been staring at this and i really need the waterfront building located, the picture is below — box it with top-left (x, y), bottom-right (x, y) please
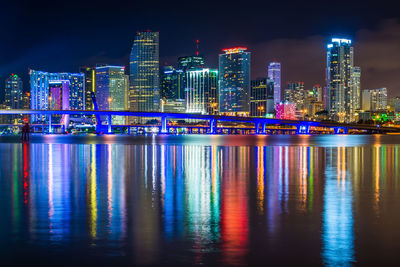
top-left (30, 70), bottom-right (85, 122)
top-left (160, 66), bottom-right (185, 100)
top-left (124, 74), bottom-right (129, 110)
top-left (312, 84), bottom-right (323, 102)
top-left (5, 74), bottom-right (23, 109)
top-left (391, 97), bottom-right (400, 113)
top-left (161, 98), bottom-right (186, 113)
top-left (22, 92), bottom-right (30, 109)
top-left (284, 82), bottom-right (307, 111)
top-left (306, 100), bottom-right (325, 118)
top-left (80, 67), bottom-right (96, 110)
top-left (185, 68), bottom-right (218, 115)
top-left (250, 78), bottom-right (274, 117)
top-left (129, 31), bottom-right (160, 112)
top-left (362, 88), bottom-right (388, 111)
top-left (49, 81), bottom-right (69, 110)
top-left (178, 55), bottom-right (205, 71)
top-left (268, 62), bottom-right (281, 105)
top-left (218, 47), bottom-right (250, 116)
top-left (351, 66), bottom-right (361, 111)
top-left (275, 102), bottom-right (296, 120)
top-left (326, 38), bottom-right (359, 122)
top-left (95, 65), bottom-right (126, 124)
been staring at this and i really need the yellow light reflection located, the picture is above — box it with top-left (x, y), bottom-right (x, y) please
top-left (256, 147), bottom-right (264, 213)
top-left (89, 145), bottom-right (97, 240)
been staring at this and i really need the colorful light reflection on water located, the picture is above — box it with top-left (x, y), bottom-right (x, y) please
top-left (1, 135), bottom-right (400, 265)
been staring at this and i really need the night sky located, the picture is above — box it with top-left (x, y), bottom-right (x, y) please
top-left (1, 0), bottom-right (399, 100)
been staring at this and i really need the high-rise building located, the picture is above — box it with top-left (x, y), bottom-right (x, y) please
top-left (268, 62), bottom-right (281, 105)
top-left (391, 97), bottom-right (400, 113)
top-left (362, 88), bottom-right (388, 111)
top-left (129, 31), bottom-right (160, 112)
top-left (161, 99), bottom-right (185, 113)
top-left (80, 67), bottom-right (96, 110)
top-left (312, 84), bottom-right (323, 102)
top-left (351, 66), bottom-right (361, 111)
top-left (160, 66), bottom-right (185, 100)
top-left (250, 78), bottom-right (274, 117)
top-left (177, 56), bottom-right (205, 71)
top-left (49, 81), bottom-right (69, 110)
top-left (22, 92), bottom-right (30, 110)
top-left (326, 38), bottom-right (359, 122)
top-left (5, 74), bottom-right (23, 109)
top-left (30, 70), bottom-right (85, 122)
top-left (185, 68), bottom-right (218, 115)
top-left (95, 66), bottom-right (126, 124)
top-left (284, 82), bottom-right (306, 110)
top-left (218, 47), bottom-right (250, 116)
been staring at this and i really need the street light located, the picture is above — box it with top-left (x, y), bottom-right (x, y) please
top-left (107, 97), bottom-right (112, 111)
top-left (257, 105), bottom-right (265, 117)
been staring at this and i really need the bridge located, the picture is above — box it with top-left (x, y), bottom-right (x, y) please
top-left (1, 109), bottom-right (399, 134)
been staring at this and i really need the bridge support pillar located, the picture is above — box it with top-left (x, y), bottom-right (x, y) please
top-left (255, 122), bottom-right (261, 134)
top-left (107, 115), bottom-right (112, 134)
top-left (161, 116), bottom-right (168, 134)
top-left (48, 115), bottom-right (52, 134)
top-left (262, 122), bottom-right (267, 134)
top-left (209, 118), bottom-right (217, 134)
top-left (296, 124), bottom-right (310, 134)
top-left (334, 127), bottom-right (349, 134)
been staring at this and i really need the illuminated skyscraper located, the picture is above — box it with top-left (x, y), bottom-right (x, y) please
top-left (326, 38), bottom-right (358, 122)
top-left (160, 66), bottom-right (185, 100)
top-left (312, 84), bottom-right (323, 102)
top-left (250, 78), bottom-right (274, 116)
top-left (80, 66), bottom-right (96, 110)
top-left (129, 31), bottom-right (160, 112)
top-left (30, 70), bottom-right (85, 122)
top-left (351, 66), bottom-right (361, 111)
top-left (95, 65), bottom-right (126, 124)
top-left (218, 47), bottom-right (250, 116)
top-left (178, 56), bottom-right (205, 71)
top-left (5, 74), bottom-right (23, 109)
top-left (49, 81), bottom-right (69, 110)
top-left (284, 82), bottom-right (306, 110)
top-left (362, 88), bottom-right (387, 111)
top-left (268, 62), bottom-right (281, 105)
top-left (185, 68), bottom-right (218, 115)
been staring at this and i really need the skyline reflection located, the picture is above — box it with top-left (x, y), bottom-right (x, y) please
top-left (1, 136), bottom-right (400, 265)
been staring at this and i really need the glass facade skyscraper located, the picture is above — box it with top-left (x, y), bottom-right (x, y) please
top-left (160, 66), bottom-right (185, 100)
top-left (185, 68), bottom-right (218, 115)
top-left (218, 47), bottom-right (250, 116)
top-left (95, 66), bottom-right (126, 124)
top-left (30, 70), bottom-right (85, 122)
top-left (351, 66), bottom-right (361, 112)
top-left (129, 31), bottom-right (160, 112)
top-left (5, 74), bottom-right (23, 109)
top-left (326, 38), bottom-right (357, 122)
top-left (362, 88), bottom-right (387, 111)
top-left (268, 62), bottom-right (281, 105)
top-left (250, 78), bottom-right (274, 117)
top-left (80, 66), bottom-right (96, 110)
top-left (177, 56), bottom-right (205, 71)
top-left (284, 82), bottom-right (306, 111)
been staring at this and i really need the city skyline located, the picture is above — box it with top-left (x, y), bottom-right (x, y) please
top-left (1, 1), bottom-right (399, 99)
